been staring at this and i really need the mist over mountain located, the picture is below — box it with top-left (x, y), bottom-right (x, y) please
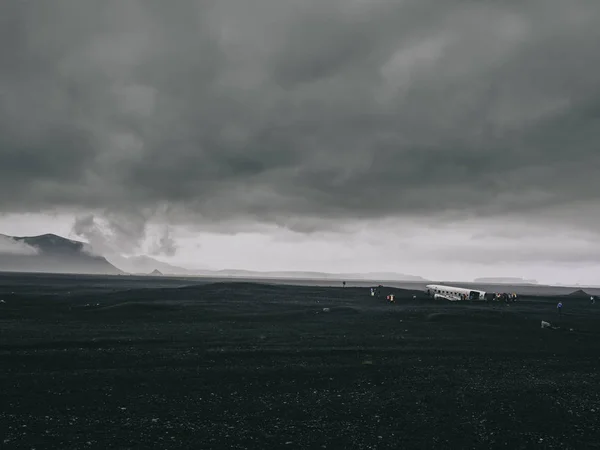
top-left (473, 277), bottom-right (538, 284)
top-left (197, 269), bottom-right (428, 281)
top-left (0, 234), bottom-right (122, 275)
top-left (105, 254), bottom-right (198, 276)
top-left (0, 233), bottom-right (427, 281)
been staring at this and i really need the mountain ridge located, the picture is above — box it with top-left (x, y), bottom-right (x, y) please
top-left (105, 254), bottom-right (198, 275)
top-left (0, 233), bottom-right (122, 275)
top-left (0, 233), bottom-right (428, 281)
top-left (200, 268), bottom-right (428, 281)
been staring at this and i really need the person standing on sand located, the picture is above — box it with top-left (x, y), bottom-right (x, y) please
top-left (557, 301), bottom-right (563, 316)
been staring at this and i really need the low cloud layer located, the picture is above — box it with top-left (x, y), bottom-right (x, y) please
top-left (0, 235), bottom-right (39, 256)
top-left (2, 0), bottom-right (600, 234)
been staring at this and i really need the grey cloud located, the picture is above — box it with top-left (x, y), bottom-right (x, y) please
top-left (2, 0), bottom-right (600, 231)
top-left (394, 223), bottom-right (600, 265)
top-left (434, 242), bottom-right (600, 266)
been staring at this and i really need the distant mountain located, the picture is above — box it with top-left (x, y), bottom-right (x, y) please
top-left (200, 269), bottom-right (428, 281)
top-left (106, 254), bottom-right (197, 275)
top-left (473, 277), bottom-right (538, 284)
top-left (0, 233), bottom-right (122, 275)
top-left (149, 269), bottom-right (163, 276)
top-left (0, 232), bottom-right (429, 282)
top-left (351, 272), bottom-right (428, 281)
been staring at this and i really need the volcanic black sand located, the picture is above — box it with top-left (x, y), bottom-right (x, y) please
top-left (1, 274), bottom-right (599, 449)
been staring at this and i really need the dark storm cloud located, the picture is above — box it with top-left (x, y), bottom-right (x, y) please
top-left (2, 0), bottom-right (600, 229)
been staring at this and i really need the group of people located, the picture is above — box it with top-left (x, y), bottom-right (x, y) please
top-left (491, 292), bottom-right (518, 303)
top-left (370, 285), bottom-right (396, 303)
top-left (370, 286), bottom-right (383, 298)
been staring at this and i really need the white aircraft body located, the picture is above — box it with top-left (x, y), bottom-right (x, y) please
top-left (425, 284), bottom-right (486, 301)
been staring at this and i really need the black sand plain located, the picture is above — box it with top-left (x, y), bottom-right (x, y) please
top-left (1, 273), bottom-right (599, 449)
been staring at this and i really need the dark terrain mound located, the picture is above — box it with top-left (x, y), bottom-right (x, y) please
top-left (566, 289), bottom-right (590, 298)
top-left (0, 233), bottom-right (122, 275)
top-left (1, 275), bottom-right (599, 449)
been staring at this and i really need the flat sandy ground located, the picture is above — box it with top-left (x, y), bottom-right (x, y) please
top-left (1, 274), bottom-right (599, 449)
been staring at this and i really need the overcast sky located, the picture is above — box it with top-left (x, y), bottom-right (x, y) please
top-left (1, 0), bottom-right (600, 284)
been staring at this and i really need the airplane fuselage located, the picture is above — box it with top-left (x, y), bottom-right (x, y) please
top-left (426, 284), bottom-right (486, 301)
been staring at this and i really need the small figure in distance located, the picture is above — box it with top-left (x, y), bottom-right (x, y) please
top-left (557, 301), bottom-right (563, 316)
top-left (342, 281), bottom-right (346, 288)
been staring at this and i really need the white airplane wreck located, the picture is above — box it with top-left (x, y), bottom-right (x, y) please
top-left (425, 284), bottom-right (486, 301)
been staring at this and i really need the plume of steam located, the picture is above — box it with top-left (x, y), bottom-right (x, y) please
top-left (72, 215), bottom-right (113, 255)
top-left (72, 211), bottom-right (178, 257)
top-left (72, 213), bottom-right (147, 256)
top-left (0, 235), bottom-right (39, 255)
top-left (149, 226), bottom-right (178, 257)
